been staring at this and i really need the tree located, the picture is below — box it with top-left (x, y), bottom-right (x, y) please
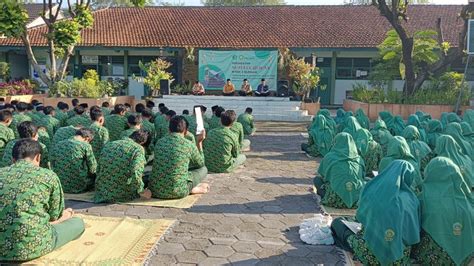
top-left (372, 0), bottom-right (473, 95)
top-left (201, 0), bottom-right (285, 6)
top-left (288, 58), bottom-right (321, 101)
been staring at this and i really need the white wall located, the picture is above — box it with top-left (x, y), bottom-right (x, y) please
top-left (334, 79), bottom-right (405, 105)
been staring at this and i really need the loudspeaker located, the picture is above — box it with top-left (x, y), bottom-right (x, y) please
top-left (160, 79), bottom-right (170, 95)
top-left (277, 80), bottom-right (289, 97)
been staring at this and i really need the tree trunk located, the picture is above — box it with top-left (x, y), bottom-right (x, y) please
top-left (21, 34), bottom-right (52, 87)
top-left (401, 37), bottom-right (416, 95)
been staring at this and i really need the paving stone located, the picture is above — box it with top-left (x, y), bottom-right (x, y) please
top-left (280, 244), bottom-right (312, 257)
top-left (259, 219), bottom-right (285, 229)
top-left (183, 238), bottom-right (212, 251)
top-left (175, 250), bottom-right (207, 264)
top-left (204, 245), bottom-right (235, 258)
top-left (209, 237), bottom-right (238, 245)
top-left (148, 254), bottom-right (177, 265)
top-left (235, 232), bottom-right (263, 241)
top-left (198, 257), bottom-right (229, 265)
top-left (256, 239), bottom-right (286, 249)
top-left (240, 215), bottom-right (264, 223)
top-left (228, 253), bottom-right (260, 265)
top-left (214, 224), bottom-right (241, 235)
top-left (155, 242), bottom-right (185, 255)
top-left (231, 241), bottom-right (262, 254)
top-left (237, 223), bottom-right (264, 232)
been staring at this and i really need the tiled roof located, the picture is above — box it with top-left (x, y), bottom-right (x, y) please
top-left (24, 3), bottom-right (46, 24)
top-left (0, 5), bottom-right (464, 48)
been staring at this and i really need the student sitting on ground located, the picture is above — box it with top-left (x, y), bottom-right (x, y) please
top-left (313, 132), bottom-right (366, 209)
top-left (149, 116), bottom-right (210, 199)
top-left (67, 98), bottom-right (80, 117)
top-left (105, 104), bottom-right (128, 141)
top-left (0, 110), bottom-right (15, 158)
top-left (55, 102), bottom-right (70, 126)
top-left (141, 109), bottom-right (156, 152)
top-left (354, 108), bottom-right (370, 130)
top-left (426, 119), bottom-right (444, 150)
top-left (101, 101), bottom-right (111, 116)
top-left (39, 106), bottom-right (60, 138)
top-left (228, 110), bottom-right (251, 151)
top-left (445, 122), bottom-right (474, 160)
top-left (94, 130), bottom-right (152, 203)
top-left (30, 104), bottom-right (45, 125)
top-left (185, 105), bottom-right (210, 136)
top-left (10, 102), bottom-right (32, 138)
top-left (402, 125), bottom-right (433, 172)
top-left (237, 107), bottom-right (256, 136)
top-left (412, 157), bottom-right (473, 265)
top-left (342, 116), bottom-right (362, 140)
top-left (0, 139), bottom-right (85, 262)
top-left (154, 106), bottom-right (169, 139)
top-left (204, 110), bottom-right (246, 173)
top-left (89, 108), bottom-right (109, 158)
top-left (65, 105), bottom-right (91, 128)
top-left (51, 124), bottom-right (81, 149)
top-left (302, 114), bottom-right (335, 158)
top-left (407, 114), bottom-right (427, 142)
top-left (50, 128), bottom-right (97, 194)
top-left (354, 128), bottom-right (383, 176)
top-left (369, 118), bottom-right (390, 145)
top-left (1, 121), bottom-right (49, 168)
top-left (156, 110), bottom-right (176, 140)
top-left (208, 106), bottom-right (224, 131)
top-left (460, 122), bottom-right (474, 143)
top-left (331, 160), bottom-right (421, 265)
top-left (120, 114), bottom-right (142, 139)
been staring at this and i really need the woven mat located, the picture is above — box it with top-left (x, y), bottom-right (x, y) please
top-left (27, 214), bottom-right (175, 265)
top-left (64, 192), bottom-right (201, 209)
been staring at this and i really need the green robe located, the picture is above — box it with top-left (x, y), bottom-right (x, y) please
top-left (203, 127), bottom-right (241, 173)
top-left (463, 109), bottom-right (474, 129)
top-left (426, 119), bottom-right (444, 150)
top-left (402, 125), bottom-right (433, 172)
top-left (355, 108), bottom-right (370, 129)
top-left (54, 110), bottom-right (69, 127)
top-left (342, 116), bottom-right (362, 139)
top-left (305, 115), bottom-right (335, 157)
top-left (0, 160), bottom-right (64, 261)
top-left (407, 114), bottom-right (427, 142)
top-left (445, 122), bottom-right (474, 160)
top-left (355, 128), bottom-right (383, 174)
top-left (370, 118), bottom-right (390, 144)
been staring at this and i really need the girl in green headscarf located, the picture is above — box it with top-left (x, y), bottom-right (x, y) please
top-left (379, 111), bottom-right (395, 134)
top-left (402, 125), bottom-right (434, 172)
top-left (316, 109), bottom-right (336, 132)
top-left (434, 135), bottom-right (474, 190)
top-left (463, 109), bottom-right (474, 129)
top-left (407, 114), bottom-right (427, 142)
top-left (342, 116), bottom-right (362, 139)
top-left (412, 157), bottom-right (473, 266)
top-left (441, 112), bottom-right (449, 128)
top-left (393, 115), bottom-right (406, 136)
top-left (347, 160), bottom-right (421, 265)
top-left (378, 130), bottom-right (393, 156)
top-left (426, 119), bottom-right (444, 150)
top-left (447, 112), bottom-right (462, 124)
top-left (355, 108), bottom-right (370, 129)
top-left (302, 115), bottom-right (335, 158)
top-left (335, 108), bottom-right (346, 127)
top-left (314, 133), bottom-right (366, 209)
top-left (370, 118), bottom-right (391, 144)
top-left (445, 122), bottom-right (474, 160)
top-left (460, 122), bottom-right (474, 143)
top-left (355, 128), bottom-right (383, 176)
top-left (379, 136), bottom-right (422, 189)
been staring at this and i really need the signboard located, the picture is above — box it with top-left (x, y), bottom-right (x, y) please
top-left (198, 50), bottom-right (278, 91)
top-left (468, 19), bottom-right (474, 54)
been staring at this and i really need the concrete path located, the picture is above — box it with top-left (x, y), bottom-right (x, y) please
top-left (67, 122), bottom-right (345, 265)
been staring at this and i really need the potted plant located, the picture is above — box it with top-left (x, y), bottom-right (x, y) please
top-left (134, 59), bottom-right (173, 97)
top-left (288, 58), bottom-right (321, 115)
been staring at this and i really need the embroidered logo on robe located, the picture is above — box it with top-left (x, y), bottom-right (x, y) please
top-left (453, 223), bottom-right (462, 236)
top-left (345, 182), bottom-right (353, 192)
top-left (384, 229), bottom-right (395, 241)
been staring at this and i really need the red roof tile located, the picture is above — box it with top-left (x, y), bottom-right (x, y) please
top-left (0, 5), bottom-right (464, 48)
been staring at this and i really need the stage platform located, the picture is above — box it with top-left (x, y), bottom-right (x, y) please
top-left (153, 95), bottom-right (313, 122)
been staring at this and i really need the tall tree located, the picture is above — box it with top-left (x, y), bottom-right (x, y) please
top-left (201, 0), bottom-right (285, 6)
top-left (372, 0), bottom-right (473, 95)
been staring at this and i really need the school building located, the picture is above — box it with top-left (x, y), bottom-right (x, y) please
top-left (0, 5), bottom-right (465, 105)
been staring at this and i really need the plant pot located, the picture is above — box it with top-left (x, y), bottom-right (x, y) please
top-left (301, 102), bottom-right (320, 116)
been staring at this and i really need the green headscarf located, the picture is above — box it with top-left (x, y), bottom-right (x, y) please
top-left (440, 112), bottom-right (449, 127)
top-left (407, 114), bottom-right (427, 142)
top-left (393, 115), bottom-right (406, 136)
top-left (357, 160), bottom-right (420, 265)
top-left (463, 109), bottom-right (474, 129)
top-left (434, 135), bottom-right (474, 189)
top-left (379, 136), bottom-right (422, 188)
top-left (460, 122), bottom-right (474, 143)
top-left (335, 108), bottom-right (346, 125)
top-left (426, 119), bottom-right (444, 150)
top-left (402, 126), bottom-right (432, 165)
top-left (379, 111), bottom-right (394, 133)
top-left (355, 128), bottom-right (373, 157)
top-left (447, 112), bottom-right (462, 124)
top-left (342, 116), bottom-right (362, 139)
top-left (309, 115), bottom-right (335, 156)
top-left (421, 157), bottom-right (473, 265)
top-left (415, 110), bottom-right (431, 123)
top-left (315, 109), bottom-right (336, 132)
top-left (318, 132), bottom-right (366, 208)
top-left (378, 130), bottom-right (394, 156)
top-left (355, 108), bottom-right (370, 129)
top-left (445, 122), bottom-right (474, 160)
top-left (370, 118), bottom-right (390, 144)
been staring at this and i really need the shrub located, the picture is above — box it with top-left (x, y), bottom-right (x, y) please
top-left (0, 62), bottom-right (9, 81)
top-left (49, 71), bottom-right (122, 98)
top-left (0, 80), bottom-right (36, 96)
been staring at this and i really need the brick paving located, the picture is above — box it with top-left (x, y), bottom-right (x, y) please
top-left (67, 122), bottom-right (345, 265)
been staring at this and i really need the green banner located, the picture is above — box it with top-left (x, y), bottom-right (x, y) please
top-left (198, 50), bottom-right (278, 91)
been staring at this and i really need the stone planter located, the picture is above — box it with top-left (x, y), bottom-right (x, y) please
top-left (300, 102), bottom-right (320, 116)
top-left (343, 99), bottom-right (470, 120)
top-left (42, 96), bottom-right (135, 108)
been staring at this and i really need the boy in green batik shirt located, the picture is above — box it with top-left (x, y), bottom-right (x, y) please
top-left (10, 102), bottom-right (32, 138)
top-left (38, 106), bottom-right (61, 138)
top-left (186, 105), bottom-right (210, 137)
top-left (105, 104), bottom-right (128, 141)
top-left (1, 121), bottom-right (49, 168)
top-left (238, 107), bottom-right (256, 136)
top-left (150, 116), bottom-right (210, 199)
top-left (120, 114), bottom-right (142, 139)
top-left (66, 105), bottom-right (91, 127)
top-left (154, 106), bottom-right (169, 139)
top-left (208, 106), bottom-right (224, 130)
top-left (29, 105), bottom-right (46, 125)
top-left (67, 98), bottom-right (80, 118)
top-left (101, 102), bottom-right (111, 116)
top-left (228, 110), bottom-right (251, 151)
top-left (50, 128), bottom-right (97, 193)
top-left (94, 130), bottom-right (152, 203)
top-left (0, 110), bottom-right (15, 158)
top-left (51, 125), bottom-right (79, 149)
top-left (141, 109), bottom-right (156, 155)
top-left (204, 110), bottom-right (246, 173)
top-left (0, 139), bottom-right (84, 262)
top-left (55, 102), bottom-right (70, 126)
top-left (89, 108), bottom-right (109, 158)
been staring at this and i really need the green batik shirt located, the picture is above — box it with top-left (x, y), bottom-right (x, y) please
top-left (89, 122), bottom-right (109, 157)
top-left (203, 127), bottom-right (240, 173)
top-left (54, 110), bottom-right (69, 127)
top-left (105, 114), bottom-right (127, 141)
top-left (208, 115), bottom-right (221, 130)
top-left (28, 111), bottom-right (45, 126)
top-left (0, 139), bottom-right (49, 168)
top-left (38, 115), bottom-right (61, 138)
top-left (10, 113), bottom-right (32, 138)
top-left (237, 113), bottom-right (255, 136)
top-left (230, 122), bottom-right (245, 144)
top-left (185, 115), bottom-right (209, 136)
top-left (0, 123), bottom-right (15, 158)
top-left (149, 133), bottom-right (205, 199)
top-left (37, 128), bottom-right (51, 153)
top-left (94, 138), bottom-right (146, 203)
top-left (101, 107), bottom-right (111, 116)
top-left (66, 115), bottom-right (91, 127)
top-left (50, 138), bottom-right (97, 193)
top-left (51, 126), bottom-right (77, 148)
top-left (0, 160), bottom-right (64, 261)
top-left (154, 115), bottom-right (168, 140)
top-left (185, 132), bottom-right (196, 144)
top-left (120, 128), bottom-right (138, 139)
top-left (142, 120), bottom-right (155, 141)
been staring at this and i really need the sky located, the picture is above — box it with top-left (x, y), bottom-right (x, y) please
top-left (166, 0), bottom-right (468, 5)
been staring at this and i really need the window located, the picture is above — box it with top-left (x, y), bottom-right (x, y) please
top-left (99, 56), bottom-right (124, 76)
top-left (336, 58), bottom-right (372, 79)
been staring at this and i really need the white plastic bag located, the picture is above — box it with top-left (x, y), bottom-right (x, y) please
top-left (299, 214), bottom-right (334, 245)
